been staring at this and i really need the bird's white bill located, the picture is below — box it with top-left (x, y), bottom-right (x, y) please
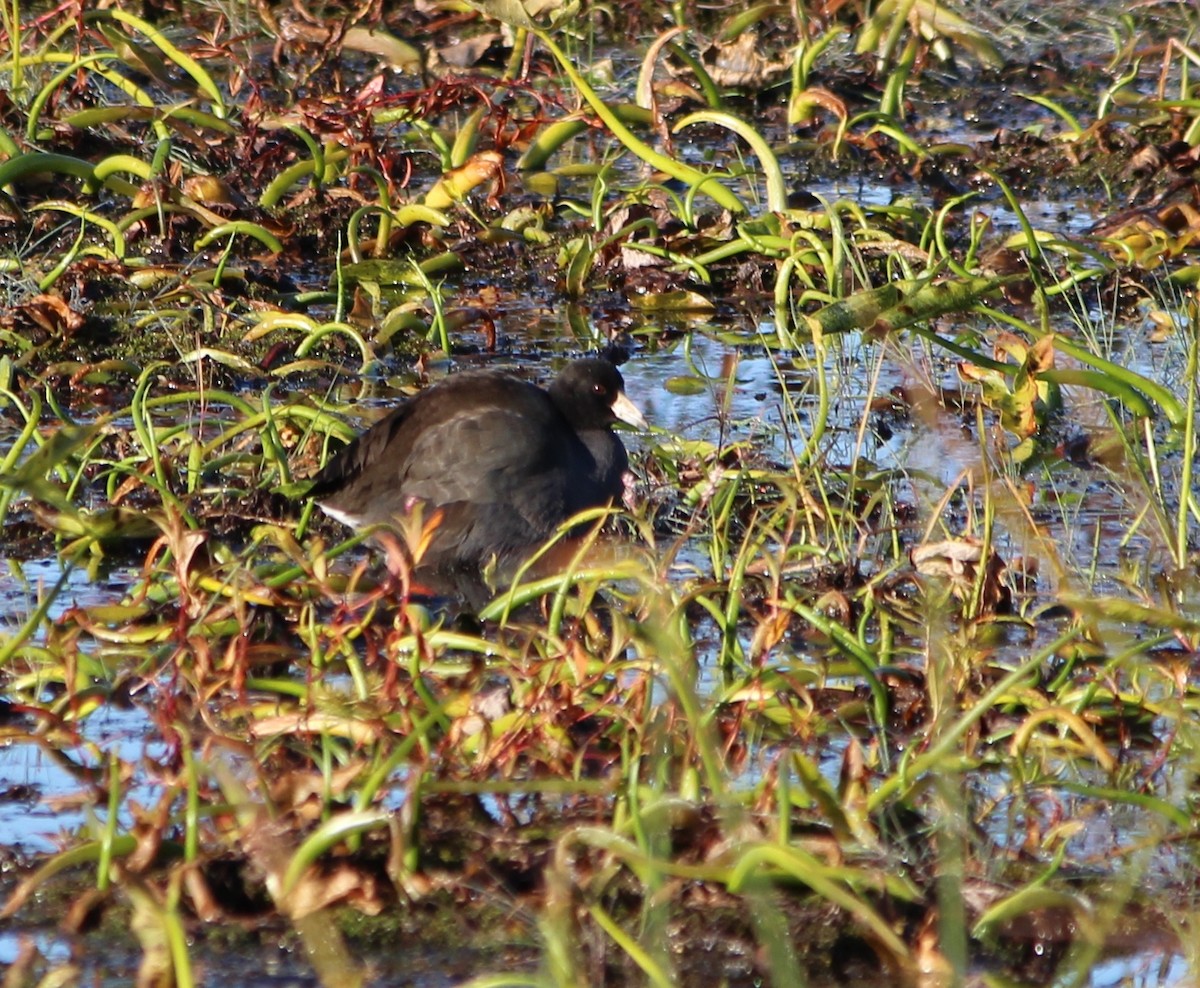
top-left (611, 391), bottom-right (648, 430)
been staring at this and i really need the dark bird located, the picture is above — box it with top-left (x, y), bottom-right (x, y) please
top-left (307, 358), bottom-right (646, 574)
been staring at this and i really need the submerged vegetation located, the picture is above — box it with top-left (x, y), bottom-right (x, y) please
top-left (1, 0), bottom-right (1199, 984)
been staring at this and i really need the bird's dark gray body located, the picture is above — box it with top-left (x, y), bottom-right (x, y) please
top-left (308, 359), bottom-right (644, 571)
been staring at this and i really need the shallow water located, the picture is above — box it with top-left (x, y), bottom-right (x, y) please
top-left (3, 2), bottom-right (1199, 977)
top-left (1, 298), bottom-right (1192, 983)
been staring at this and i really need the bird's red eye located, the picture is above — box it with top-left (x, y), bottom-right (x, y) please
top-left (592, 383), bottom-right (607, 395)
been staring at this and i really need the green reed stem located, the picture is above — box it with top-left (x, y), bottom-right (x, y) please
top-left (1177, 312), bottom-right (1199, 567)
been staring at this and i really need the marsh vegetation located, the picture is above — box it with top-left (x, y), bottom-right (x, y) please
top-left (0, 0), bottom-right (1199, 985)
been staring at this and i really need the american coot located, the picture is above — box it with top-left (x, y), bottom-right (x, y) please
top-left (308, 358), bottom-right (646, 572)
